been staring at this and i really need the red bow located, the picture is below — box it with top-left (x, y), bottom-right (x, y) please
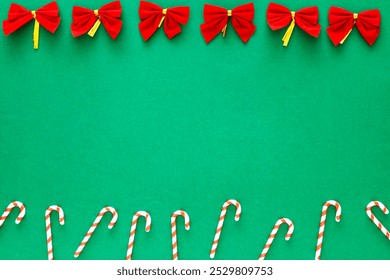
top-left (266, 2), bottom-right (320, 46)
top-left (326, 7), bottom-right (381, 46)
top-left (139, 1), bottom-right (189, 41)
top-left (200, 3), bottom-right (256, 44)
top-left (71, 1), bottom-right (122, 40)
top-left (2, 2), bottom-right (60, 49)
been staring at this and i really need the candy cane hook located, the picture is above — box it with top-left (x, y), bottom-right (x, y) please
top-left (366, 200), bottom-right (390, 240)
top-left (259, 218), bottom-right (294, 260)
top-left (171, 210), bottom-right (190, 260)
top-left (210, 199), bottom-right (241, 259)
top-left (315, 200), bottom-right (341, 260)
top-left (45, 205), bottom-right (65, 260)
top-left (126, 211), bottom-right (151, 260)
top-left (74, 206), bottom-right (118, 258)
top-left (0, 201), bottom-right (26, 227)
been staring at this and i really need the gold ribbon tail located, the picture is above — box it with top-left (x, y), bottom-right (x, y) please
top-left (31, 11), bottom-right (39, 49)
top-left (222, 10), bottom-right (232, 38)
top-left (158, 9), bottom-right (167, 28)
top-left (33, 19), bottom-right (40, 49)
top-left (340, 13), bottom-right (358, 44)
top-left (88, 19), bottom-right (101, 37)
top-left (221, 25), bottom-right (227, 37)
top-left (340, 29), bottom-right (353, 44)
top-left (158, 16), bottom-right (166, 28)
top-left (282, 19), bottom-right (295, 47)
top-left (88, 10), bottom-right (101, 37)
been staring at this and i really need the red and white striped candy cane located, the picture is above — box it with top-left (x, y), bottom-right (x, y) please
top-left (126, 211), bottom-right (151, 260)
top-left (45, 205), bottom-right (65, 260)
top-left (315, 200), bottom-right (341, 260)
top-left (0, 201), bottom-right (26, 227)
top-left (258, 218), bottom-right (294, 260)
top-left (366, 200), bottom-right (390, 240)
top-left (171, 210), bottom-right (190, 260)
top-left (210, 199), bottom-right (241, 259)
top-left (74, 206), bottom-right (118, 258)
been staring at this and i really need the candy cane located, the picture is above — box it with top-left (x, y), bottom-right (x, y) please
top-left (0, 201), bottom-right (26, 227)
top-left (45, 205), bottom-right (65, 260)
top-left (366, 200), bottom-right (390, 240)
top-left (315, 200), bottom-right (341, 260)
top-left (210, 199), bottom-right (241, 259)
top-left (74, 206), bottom-right (118, 258)
top-left (126, 211), bottom-right (151, 260)
top-left (171, 210), bottom-right (190, 260)
top-left (259, 218), bottom-right (294, 260)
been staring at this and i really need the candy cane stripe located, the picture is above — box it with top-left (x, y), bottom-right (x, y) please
top-left (171, 210), bottom-right (190, 260)
top-left (126, 211), bottom-right (151, 260)
top-left (366, 200), bottom-right (390, 240)
top-left (45, 205), bottom-right (65, 260)
top-left (210, 199), bottom-right (241, 259)
top-left (315, 200), bottom-right (342, 260)
top-left (74, 206), bottom-right (118, 258)
top-left (259, 218), bottom-right (294, 260)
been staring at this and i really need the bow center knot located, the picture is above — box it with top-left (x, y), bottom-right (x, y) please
top-left (353, 13), bottom-right (358, 20)
top-left (94, 10), bottom-right (99, 17)
top-left (227, 10), bottom-right (232, 17)
top-left (291, 11), bottom-right (295, 20)
top-left (31, 10), bottom-right (36, 19)
top-left (162, 8), bottom-right (167, 15)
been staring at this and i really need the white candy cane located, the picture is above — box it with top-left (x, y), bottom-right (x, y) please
top-left (315, 200), bottom-right (341, 260)
top-left (45, 205), bottom-right (65, 260)
top-left (171, 210), bottom-right (190, 260)
top-left (0, 201), bottom-right (26, 227)
top-left (210, 199), bottom-right (241, 259)
top-left (74, 206), bottom-right (118, 258)
top-left (259, 218), bottom-right (294, 260)
top-left (366, 201), bottom-right (390, 240)
top-left (126, 211), bottom-right (151, 260)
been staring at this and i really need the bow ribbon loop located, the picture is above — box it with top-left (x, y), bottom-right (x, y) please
top-left (200, 2), bottom-right (256, 44)
top-left (326, 6), bottom-right (381, 46)
top-left (266, 2), bottom-right (320, 46)
top-left (139, 1), bottom-right (190, 41)
top-left (2, 2), bottom-right (61, 49)
top-left (71, 1), bottom-right (123, 40)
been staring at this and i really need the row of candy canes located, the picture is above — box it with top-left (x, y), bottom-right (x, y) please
top-left (1, 199), bottom-right (389, 259)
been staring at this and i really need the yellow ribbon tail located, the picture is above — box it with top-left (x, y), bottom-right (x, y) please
top-left (158, 16), bottom-right (166, 28)
top-left (221, 25), bottom-right (227, 37)
top-left (282, 20), bottom-right (295, 47)
top-left (340, 29), bottom-right (353, 44)
top-left (33, 19), bottom-right (40, 49)
top-left (88, 19), bottom-right (101, 37)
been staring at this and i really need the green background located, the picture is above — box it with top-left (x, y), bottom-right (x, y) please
top-left (0, 0), bottom-right (389, 260)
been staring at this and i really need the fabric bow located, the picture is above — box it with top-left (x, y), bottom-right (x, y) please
top-left (266, 2), bottom-right (320, 46)
top-left (71, 1), bottom-right (122, 39)
top-left (2, 2), bottom-right (61, 49)
top-left (200, 3), bottom-right (256, 43)
top-left (326, 7), bottom-right (381, 46)
top-left (139, 1), bottom-right (190, 41)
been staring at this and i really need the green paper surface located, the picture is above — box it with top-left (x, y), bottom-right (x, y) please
top-left (0, 0), bottom-right (389, 260)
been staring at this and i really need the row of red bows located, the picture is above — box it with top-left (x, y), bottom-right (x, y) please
top-left (2, 1), bottom-right (381, 49)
